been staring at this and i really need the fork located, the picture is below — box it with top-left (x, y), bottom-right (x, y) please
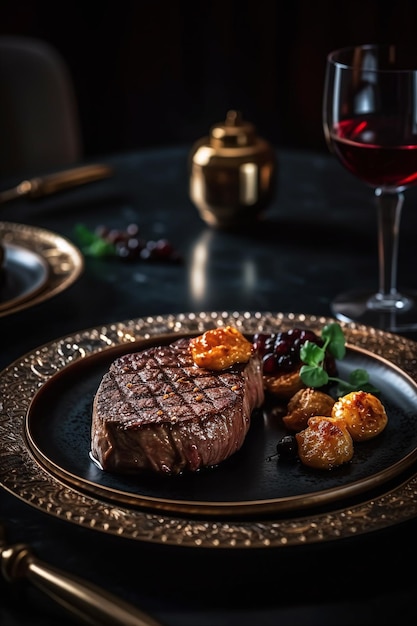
top-left (0, 522), bottom-right (163, 626)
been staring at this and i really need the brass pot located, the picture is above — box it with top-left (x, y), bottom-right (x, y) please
top-left (188, 110), bottom-right (277, 228)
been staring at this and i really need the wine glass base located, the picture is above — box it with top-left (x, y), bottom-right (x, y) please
top-left (331, 289), bottom-right (417, 333)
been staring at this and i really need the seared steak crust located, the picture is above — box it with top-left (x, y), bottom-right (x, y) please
top-left (91, 337), bottom-right (264, 475)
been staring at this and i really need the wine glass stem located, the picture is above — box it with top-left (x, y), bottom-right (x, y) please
top-left (375, 187), bottom-right (403, 301)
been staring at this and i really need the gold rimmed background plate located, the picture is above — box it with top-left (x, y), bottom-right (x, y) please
top-left (1, 311), bottom-right (417, 549)
top-left (0, 242), bottom-right (49, 312)
top-left (0, 221), bottom-right (84, 317)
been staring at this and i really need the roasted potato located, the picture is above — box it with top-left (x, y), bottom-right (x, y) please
top-left (331, 390), bottom-right (388, 441)
top-left (283, 387), bottom-right (335, 431)
top-left (295, 416), bottom-right (354, 470)
top-left (263, 367), bottom-right (305, 400)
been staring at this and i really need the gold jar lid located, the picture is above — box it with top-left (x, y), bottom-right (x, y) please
top-left (209, 110), bottom-right (256, 149)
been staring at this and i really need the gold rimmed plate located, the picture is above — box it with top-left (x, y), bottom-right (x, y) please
top-left (1, 311), bottom-right (417, 549)
top-left (0, 242), bottom-right (49, 312)
top-left (0, 221), bottom-right (84, 317)
top-left (24, 334), bottom-right (417, 517)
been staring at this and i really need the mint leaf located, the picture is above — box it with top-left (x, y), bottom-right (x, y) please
top-left (299, 322), bottom-right (379, 395)
top-left (332, 369), bottom-right (379, 395)
top-left (322, 323), bottom-right (346, 359)
top-left (348, 368), bottom-right (371, 387)
top-left (300, 364), bottom-right (329, 388)
top-left (300, 341), bottom-right (325, 366)
top-left (74, 223), bottom-right (116, 258)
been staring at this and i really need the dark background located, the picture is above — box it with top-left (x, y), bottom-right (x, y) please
top-left (1, 0), bottom-right (417, 160)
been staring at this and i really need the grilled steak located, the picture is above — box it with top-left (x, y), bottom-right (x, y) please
top-left (90, 337), bottom-right (264, 475)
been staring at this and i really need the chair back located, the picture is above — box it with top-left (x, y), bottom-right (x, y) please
top-left (0, 35), bottom-right (82, 177)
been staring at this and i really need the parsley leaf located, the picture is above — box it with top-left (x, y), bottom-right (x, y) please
top-left (74, 223), bottom-right (116, 257)
top-left (299, 322), bottom-right (379, 395)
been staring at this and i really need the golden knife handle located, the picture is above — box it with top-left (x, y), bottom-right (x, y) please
top-left (1, 543), bottom-right (162, 626)
top-left (0, 163), bottom-right (113, 204)
top-left (28, 164), bottom-right (113, 197)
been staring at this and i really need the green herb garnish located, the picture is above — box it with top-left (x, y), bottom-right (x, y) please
top-left (74, 223), bottom-right (116, 258)
top-left (299, 322), bottom-right (379, 395)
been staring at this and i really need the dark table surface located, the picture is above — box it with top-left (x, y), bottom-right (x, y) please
top-left (1, 145), bottom-right (417, 626)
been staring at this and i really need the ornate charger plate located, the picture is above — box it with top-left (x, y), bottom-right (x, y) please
top-left (0, 221), bottom-right (84, 317)
top-left (1, 311), bottom-right (417, 549)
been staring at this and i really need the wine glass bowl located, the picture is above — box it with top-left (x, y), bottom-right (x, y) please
top-left (323, 44), bottom-right (417, 331)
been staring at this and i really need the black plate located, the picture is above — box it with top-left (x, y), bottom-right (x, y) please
top-left (25, 333), bottom-right (417, 517)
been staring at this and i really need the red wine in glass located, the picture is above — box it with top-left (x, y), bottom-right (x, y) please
top-left (323, 44), bottom-right (417, 331)
top-left (330, 116), bottom-right (417, 189)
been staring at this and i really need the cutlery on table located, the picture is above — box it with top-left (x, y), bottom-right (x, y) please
top-left (0, 521), bottom-right (162, 626)
top-left (0, 163), bottom-right (113, 205)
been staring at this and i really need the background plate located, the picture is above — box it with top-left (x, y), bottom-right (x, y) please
top-left (0, 242), bottom-right (49, 311)
top-left (1, 311), bottom-right (417, 548)
top-left (0, 221), bottom-right (84, 317)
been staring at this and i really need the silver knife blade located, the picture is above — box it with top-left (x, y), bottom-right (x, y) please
top-left (0, 163), bottom-right (113, 204)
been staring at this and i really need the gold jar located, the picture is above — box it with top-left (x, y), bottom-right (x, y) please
top-left (188, 110), bottom-right (277, 228)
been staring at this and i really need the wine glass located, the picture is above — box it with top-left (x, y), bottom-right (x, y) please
top-left (323, 44), bottom-right (417, 332)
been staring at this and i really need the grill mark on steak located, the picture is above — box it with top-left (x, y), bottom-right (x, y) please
top-left (91, 337), bottom-right (264, 475)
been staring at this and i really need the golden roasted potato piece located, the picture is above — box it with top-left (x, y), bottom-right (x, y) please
top-left (283, 387), bottom-right (335, 431)
top-left (295, 416), bottom-right (354, 470)
top-left (263, 367), bottom-right (305, 400)
top-left (331, 390), bottom-right (388, 441)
